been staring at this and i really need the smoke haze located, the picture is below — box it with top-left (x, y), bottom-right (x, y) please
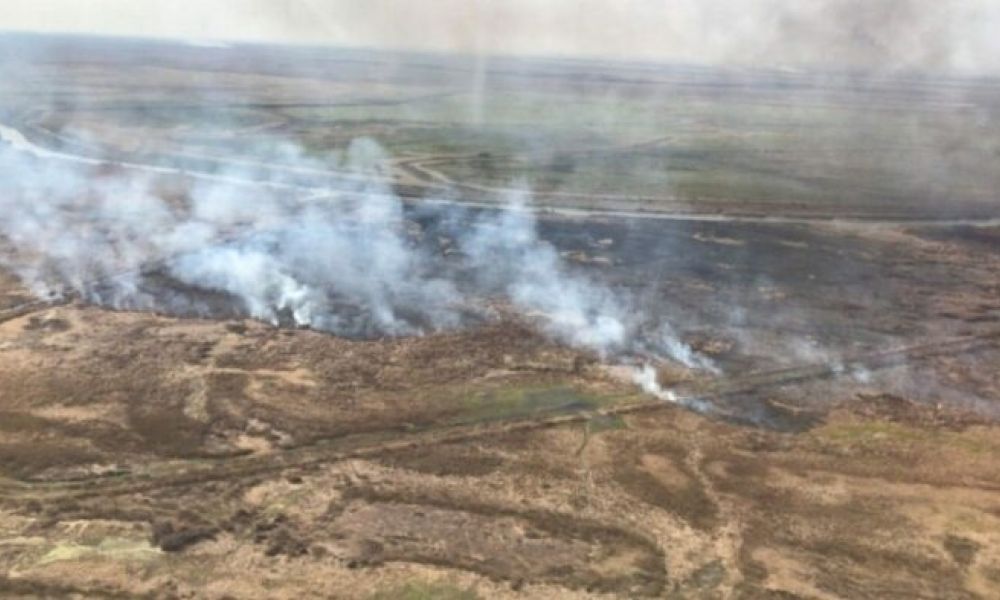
top-left (1, 4), bottom-right (996, 420)
top-left (3, 0), bottom-right (1000, 74)
top-left (0, 133), bottom-right (706, 365)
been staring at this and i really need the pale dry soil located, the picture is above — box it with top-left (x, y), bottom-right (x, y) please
top-left (0, 289), bottom-right (998, 598)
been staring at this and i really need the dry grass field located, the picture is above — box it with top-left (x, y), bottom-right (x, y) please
top-left (0, 34), bottom-right (999, 598)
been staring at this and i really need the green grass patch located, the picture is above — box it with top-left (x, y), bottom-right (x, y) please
top-left (369, 581), bottom-right (480, 600)
top-left (452, 385), bottom-right (614, 425)
top-left (588, 414), bottom-right (628, 433)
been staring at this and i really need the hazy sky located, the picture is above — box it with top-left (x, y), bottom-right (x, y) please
top-left (4, 0), bottom-right (1000, 73)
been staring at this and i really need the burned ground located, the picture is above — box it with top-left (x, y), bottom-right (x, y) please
top-left (1, 209), bottom-right (998, 598)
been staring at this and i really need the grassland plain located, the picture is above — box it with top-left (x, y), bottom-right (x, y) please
top-left (1, 35), bottom-right (999, 598)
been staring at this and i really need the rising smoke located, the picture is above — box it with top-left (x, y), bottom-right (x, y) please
top-left (0, 132), bottom-right (709, 368)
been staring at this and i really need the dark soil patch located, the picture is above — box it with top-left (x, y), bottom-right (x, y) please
top-left (0, 441), bottom-right (103, 480)
top-left (376, 442), bottom-right (505, 477)
top-left (943, 535), bottom-right (981, 568)
top-left (152, 520), bottom-right (217, 552)
top-left (22, 316), bottom-right (71, 332)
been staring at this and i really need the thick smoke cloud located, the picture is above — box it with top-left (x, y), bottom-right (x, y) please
top-left (0, 132), bottom-right (708, 367)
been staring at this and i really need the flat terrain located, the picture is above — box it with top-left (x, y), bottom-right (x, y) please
top-left (0, 34), bottom-right (999, 599)
top-left (4, 34), bottom-right (1000, 220)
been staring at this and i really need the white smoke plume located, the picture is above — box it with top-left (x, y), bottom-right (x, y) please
top-left (631, 364), bottom-right (714, 412)
top-left (632, 364), bottom-right (678, 403)
top-left (459, 190), bottom-right (628, 355)
top-left (0, 133), bottom-right (711, 371)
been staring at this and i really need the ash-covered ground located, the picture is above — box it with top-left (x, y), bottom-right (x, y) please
top-left (1, 34), bottom-right (999, 599)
